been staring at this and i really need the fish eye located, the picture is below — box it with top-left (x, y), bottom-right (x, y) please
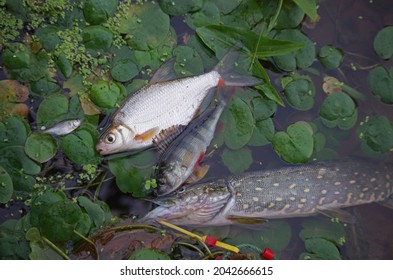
top-left (105, 134), bottom-right (116, 144)
top-left (177, 187), bottom-right (186, 194)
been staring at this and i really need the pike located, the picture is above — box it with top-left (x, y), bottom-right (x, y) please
top-left (141, 158), bottom-right (393, 226)
top-left (96, 46), bottom-right (260, 155)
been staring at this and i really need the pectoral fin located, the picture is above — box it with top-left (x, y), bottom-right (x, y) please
top-left (149, 58), bottom-right (177, 84)
top-left (226, 215), bottom-right (268, 225)
top-left (185, 165), bottom-right (210, 184)
top-left (134, 127), bottom-right (160, 143)
top-left (316, 207), bottom-right (356, 224)
top-left (152, 125), bottom-right (186, 154)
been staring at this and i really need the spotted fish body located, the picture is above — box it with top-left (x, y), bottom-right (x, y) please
top-left (141, 158), bottom-right (393, 226)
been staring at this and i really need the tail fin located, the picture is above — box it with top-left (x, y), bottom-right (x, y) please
top-left (213, 43), bottom-right (262, 87)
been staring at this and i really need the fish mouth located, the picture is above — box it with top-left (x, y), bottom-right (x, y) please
top-left (96, 144), bottom-right (108, 155)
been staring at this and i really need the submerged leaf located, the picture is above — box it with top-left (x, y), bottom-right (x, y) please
top-left (283, 76), bottom-right (315, 111)
top-left (368, 66), bottom-right (393, 104)
top-left (221, 147), bottom-right (252, 174)
top-left (373, 26), bottom-right (393, 60)
top-left (318, 45), bottom-right (343, 70)
top-left (300, 237), bottom-right (341, 260)
top-left (357, 116), bottom-right (393, 153)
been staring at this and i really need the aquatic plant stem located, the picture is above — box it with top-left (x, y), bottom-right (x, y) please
top-left (73, 230), bottom-right (99, 260)
top-left (42, 236), bottom-right (70, 260)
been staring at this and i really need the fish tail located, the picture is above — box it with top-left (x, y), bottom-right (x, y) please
top-left (213, 43), bottom-right (261, 87)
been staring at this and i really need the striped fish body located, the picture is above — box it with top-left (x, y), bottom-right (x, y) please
top-left (141, 158), bottom-right (393, 226)
top-left (155, 96), bottom-right (227, 195)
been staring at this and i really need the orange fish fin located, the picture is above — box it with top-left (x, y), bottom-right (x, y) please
top-left (181, 151), bottom-right (195, 167)
top-left (186, 165), bottom-right (210, 184)
top-left (152, 125), bottom-right (186, 154)
top-left (134, 127), bottom-right (160, 143)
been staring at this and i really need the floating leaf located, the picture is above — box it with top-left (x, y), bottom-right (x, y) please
top-left (173, 45), bottom-right (204, 76)
top-left (111, 60), bottom-right (139, 82)
top-left (300, 219), bottom-right (346, 246)
top-left (277, 1), bottom-right (305, 29)
top-left (118, 2), bottom-right (170, 51)
top-left (318, 45), bottom-right (343, 70)
top-left (0, 166), bottom-right (13, 204)
top-left (77, 196), bottom-right (109, 230)
top-left (251, 95), bottom-right (277, 121)
top-left (159, 0), bottom-right (203, 16)
top-left (248, 118), bottom-right (275, 147)
top-left (89, 80), bottom-right (124, 109)
top-left (35, 25), bottom-right (61, 52)
top-left (319, 92), bottom-right (357, 130)
top-left (128, 248), bottom-right (171, 260)
top-left (0, 146), bottom-right (41, 175)
top-left (373, 26), bottom-right (393, 60)
top-left (221, 147), bottom-right (252, 174)
top-left (55, 53), bottom-right (73, 79)
top-left (26, 227), bottom-right (64, 260)
top-left (368, 66), bottom-right (393, 104)
top-left (300, 237), bottom-right (341, 260)
top-left (0, 115), bottom-right (30, 148)
top-left (357, 116), bottom-right (393, 153)
top-left (36, 94), bottom-right (69, 127)
top-left (273, 29), bottom-right (315, 71)
top-left (0, 218), bottom-right (30, 260)
top-left (185, 1), bottom-right (220, 30)
top-left (83, 0), bottom-right (118, 25)
top-left (272, 121), bottom-right (314, 163)
top-left (24, 133), bottom-right (57, 163)
top-left (2, 42), bottom-right (30, 69)
top-left (283, 76), bottom-right (315, 111)
top-left (30, 78), bottom-right (61, 97)
top-left (83, 26), bottom-right (113, 53)
top-left (292, 0), bottom-right (318, 21)
top-left (224, 97), bottom-right (254, 150)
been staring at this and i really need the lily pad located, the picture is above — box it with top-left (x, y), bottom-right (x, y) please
top-left (272, 121), bottom-right (314, 163)
top-left (319, 92), bottom-right (357, 130)
top-left (373, 26), bottom-right (393, 60)
top-left (83, 26), bottom-right (113, 53)
top-left (0, 115), bottom-right (30, 148)
top-left (24, 133), bottom-right (57, 163)
top-left (118, 2), bottom-right (170, 51)
top-left (111, 60), bottom-right (139, 82)
top-left (185, 1), bottom-right (220, 30)
top-left (128, 248), bottom-right (171, 260)
top-left (0, 166), bottom-right (13, 204)
top-left (83, 0), bottom-right (118, 25)
top-left (251, 95), bottom-right (277, 121)
top-left (248, 118), bottom-right (275, 147)
top-left (224, 97), bottom-right (254, 150)
top-left (300, 219), bottom-right (346, 246)
top-left (173, 45), bottom-right (204, 76)
top-left (300, 237), bottom-right (341, 260)
top-left (159, 0), bottom-right (203, 16)
top-left (2, 42), bottom-right (30, 69)
top-left (357, 116), bottom-right (393, 153)
top-left (89, 80), bottom-right (124, 109)
top-left (283, 76), bottom-right (315, 111)
top-left (0, 218), bottom-right (30, 260)
top-left (26, 227), bottom-right (64, 260)
top-left (368, 66), bottom-right (393, 104)
top-left (36, 94), bottom-right (69, 127)
top-left (30, 78), bottom-right (61, 97)
top-left (318, 45), bottom-right (343, 70)
top-left (77, 196), bottom-right (110, 230)
top-left (272, 29), bottom-right (315, 72)
top-left (35, 25), bottom-right (61, 52)
top-left (55, 53), bottom-right (73, 79)
top-left (221, 147), bottom-right (252, 174)
top-left (0, 146), bottom-right (41, 175)
top-left (277, 1), bottom-right (305, 29)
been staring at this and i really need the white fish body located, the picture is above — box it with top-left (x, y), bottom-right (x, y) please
top-left (40, 119), bottom-right (82, 136)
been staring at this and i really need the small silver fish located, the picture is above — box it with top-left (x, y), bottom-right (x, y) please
top-left (40, 119), bottom-right (82, 136)
top-left (154, 89), bottom-right (232, 196)
top-left (141, 158), bottom-right (393, 226)
top-left (96, 46), bottom-right (260, 155)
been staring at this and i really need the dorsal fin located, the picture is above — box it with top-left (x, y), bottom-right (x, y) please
top-left (149, 58), bottom-right (178, 84)
top-left (152, 125), bottom-right (186, 154)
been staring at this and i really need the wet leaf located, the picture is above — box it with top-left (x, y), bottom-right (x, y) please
top-left (30, 190), bottom-right (67, 226)
top-left (0, 146), bottom-right (41, 175)
top-left (83, 0), bottom-right (118, 25)
top-left (300, 238), bottom-right (341, 260)
top-left (368, 66), bottom-right (393, 104)
top-left (118, 2), bottom-right (170, 51)
top-left (373, 26), bottom-right (393, 60)
top-left (24, 133), bottom-right (57, 163)
top-left (224, 97), bottom-right (254, 150)
top-left (186, 35), bottom-right (217, 70)
top-left (283, 76), bottom-right (315, 111)
top-left (273, 29), bottom-right (315, 71)
top-left (0, 115), bottom-right (30, 148)
top-left (0, 166), bottom-right (13, 204)
top-left (173, 45), bottom-right (204, 76)
top-left (77, 196), bottom-right (108, 230)
top-left (221, 147), bottom-right (252, 174)
top-left (0, 80), bottom-right (29, 120)
top-left (83, 26), bottom-right (113, 53)
top-left (63, 73), bottom-right (84, 96)
top-left (313, 132), bottom-right (326, 154)
top-left (159, 0), bottom-right (203, 16)
top-left (128, 248), bottom-right (171, 260)
top-left (248, 118), bottom-right (275, 147)
top-left (277, 1), bottom-right (305, 29)
top-left (0, 219), bottom-right (30, 260)
top-left (26, 227), bottom-right (63, 260)
top-left (318, 45), bottom-right (343, 70)
top-left (59, 127), bottom-right (100, 165)
top-left (2, 42), bottom-right (30, 69)
top-left (357, 116), bottom-right (393, 153)
top-left (35, 25), bottom-right (61, 52)
top-left (36, 94), bottom-right (69, 127)
top-left (319, 92), bottom-right (357, 130)
top-left (272, 121), bottom-right (314, 163)
top-left (185, 1), bottom-right (220, 30)
top-left (292, 0), bottom-right (318, 21)
top-left (300, 219), bottom-right (346, 246)
top-left (111, 60), bottom-right (139, 82)
top-left (89, 80), bottom-right (124, 109)
top-left (30, 78), bottom-right (61, 97)
top-left (55, 53), bottom-right (73, 79)
top-left (251, 94), bottom-right (277, 121)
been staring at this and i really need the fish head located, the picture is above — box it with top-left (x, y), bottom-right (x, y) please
top-left (96, 125), bottom-right (135, 155)
top-left (141, 180), bottom-right (231, 225)
top-left (71, 119), bottom-right (82, 128)
top-left (156, 162), bottom-right (185, 195)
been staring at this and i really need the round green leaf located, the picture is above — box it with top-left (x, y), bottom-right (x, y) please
top-left (185, 1), bottom-right (220, 29)
top-left (251, 95), bottom-right (277, 121)
top-left (277, 1), bottom-right (305, 28)
top-left (300, 219), bottom-right (346, 246)
top-left (59, 128), bottom-right (100, 165)
top-left (30, 78), bottom-right (61, 97)
top-left (0, 166), bottom-right (13, 204)
top-left (128, 248), bottom-right (171, 260)
top-left (373, 26), bottom-right (393, 60)
top-left (224, 97), bottom-right (254, 150)
top-left (357, 115), bottom-right (393, 153)
top-left (55, 53), bottom-right (73, 79)
top-left (221, 147), bottom-right (252, 174)
top-left (83, 26), bottom-right (113, 53)
top-left (77, 196), bottom-right (106, 229)
top-left (24, 132), bottom-right (57, 163)
top-left (368, 66), bottom-right (393, 104)
top-left (0, 115), bottom-right (31, 149)
top-left (272, 122), bottom-right (314, 163)
top-left (0, 218), bottom-right (30, 260)
top-left (2, 42), bottom-right (30, 69)
top-left (319, 92), bottom-right (357, 129)
top-left (173, 45), bottom-right (204, 76)
top-left (213, 0), bottom-right (243, 15)
top-left (89, 80), bottom-right (123, 109)
top-left (83, 0), bottom-right (118, 25)
top-left (35, 25), bottom-right (60, 52)
top-left (273, 29), bottom-right (315, 71)
top-left (111, 60), bottom-right (139, 82)
top-left (283, 77), bottom-right (315, 111)
top-left (0, 146), bottom-right (41, 175)
top-left (30, 190), bottom-right (67, 226)
top-left (159, 0), bottom-right (203, 16)
top-left (248, 118), bottom-right (275, 147)
top-left (318, 45), bottom-right (343, 69)
top-left (301, 238), bottom-right (341, 260)
top-left (118, 2), bottom-right (170, 51)
top-left (36, 94), bottom-right (69, 127)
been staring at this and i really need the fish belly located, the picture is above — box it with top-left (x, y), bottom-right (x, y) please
top-left (226, 159), bottom-right (393, 219)
top-left (113, 71), bottom-right (221, 135)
